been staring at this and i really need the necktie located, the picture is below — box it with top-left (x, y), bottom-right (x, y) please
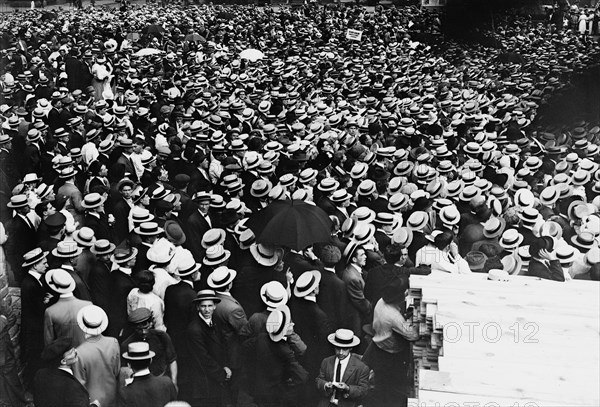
top-left (23, 216), bottom-right (35, 230)
top-left (333, 359), bottom-right (341, 401)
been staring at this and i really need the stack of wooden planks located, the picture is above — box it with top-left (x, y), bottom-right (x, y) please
top-left (407, 273), bottom-right (600, 406)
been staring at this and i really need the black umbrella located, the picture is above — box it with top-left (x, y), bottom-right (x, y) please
top-left (246, 200), bottom-right (333, 251)
top-left (184, 33), bottom-right (206, 43)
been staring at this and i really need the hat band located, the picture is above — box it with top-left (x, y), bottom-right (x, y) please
top-left (52, 278), bottom-right (71, 289)
top-left (141, 226), bottom-right (159, 234)
top-left (334, 335), bottom-right (354, 345)
top-left (207, 251), bottom-right (227, 263)
top-left (503, 237), bottom-right (518, 246)
top-left (263, 291), bottom-right (284, 304)
top-left (212, 272), bottom-right (231, 286)
top-left (180, 263), bottom-right (197, 275)
top-left (83, 316), bottom-right (102, 328)
top-left (26, 252), bottom-right (45, 265)
top-left (273, 311), bottom-right (287, 336)
top-left (297, 274), bottom-right (316, 295)
top-left (128, 349), bottom-right (151, 358)
top-left (116, 252), bottom-right (133, 261)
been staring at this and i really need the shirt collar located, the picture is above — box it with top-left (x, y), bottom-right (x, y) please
top-left (28, 270), bottom-right (42, 282)
top-left (58, 366), bottom-right (74, 375)
top-left (323, 267), bottom-right (336, 273)
top-left (119, 267), bottom-right (132, 275)
top-left (133, 368), bottom-right (151, 378)
top-left (198, 313), bottom-right (212, 326)
top-left (304, 295), bottom-right (317, 303)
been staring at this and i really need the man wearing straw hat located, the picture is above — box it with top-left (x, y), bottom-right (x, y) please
top-left (42, 268), bottom-right (92, 348)
top-left (73, 305), bottom-right (120, 407)
top-left (20, 248), bottom-right (51, 390)
top-left (119, 341), bottom-right (177, 407)
top-left (180, 289), bottom-right (231, 407)
top-left (315, 328), bottom-right (370, 407)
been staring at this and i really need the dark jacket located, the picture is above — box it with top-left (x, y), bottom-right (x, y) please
top-left (118, 372), bottom-right (177, 407)
top-left (33, 368), bottom-right (90, 407)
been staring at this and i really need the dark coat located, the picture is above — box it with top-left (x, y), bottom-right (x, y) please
top-left (111, 197), bottom-right (132, 246)
top-left (213, 292), bottom-right (248, 370)
top-left (33, 368), bottom-right (90, 407)
top-left (164, 280), bottom-right (196, 356)
top-left (289, 297), bottom-right (333, 377)
top-left (4, 215), bottom-right (38, 282)
top-left (180, 313), bottom-right (228, 404)
top-left (245, 332), bottom-right (308, 404)
top-left (89, 260), bottom-right (112, 315)
top-left (84, 212), bottom-right (112, 241)
top-left (527, 259), bottom-right (566, 282)
top-left (184, 210), bottom-right (211, 262)
top-left (118, 373), bottom-right (177, 407)
top-left (364, 263), bottom-right (405, 306)
top-left (315, 354), bottom-right (370, 407)
top-left (20, 273), bottom-right (49, 385)
top-left (317, 268), bottom-right (352, 331)
top-left (106, 270), bottom-right (135, 339)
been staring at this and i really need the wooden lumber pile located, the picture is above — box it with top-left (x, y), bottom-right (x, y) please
top-left (407, 273), bottom-right (600, 406)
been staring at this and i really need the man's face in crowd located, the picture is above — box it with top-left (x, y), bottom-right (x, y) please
top-left (198, 299), bottom-right (216, 320)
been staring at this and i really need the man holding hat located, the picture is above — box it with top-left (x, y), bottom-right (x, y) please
top-left (179, 289), bottom-right (231, 407)
top-left (315, 328), bottom-right (370, 407)
top-left (73, 305), bottom-right (120, 407)
top-left (119, 341), bottom-right (177, 407)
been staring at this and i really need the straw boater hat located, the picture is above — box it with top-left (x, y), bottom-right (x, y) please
top-left (192, 289), bottom-right (221, 304)
top-left (499, 229), bottom-right (524, 250)
top-left (44, 268), bottom-right (75, 294)
top-left (174, 252), bottom-right (201, 277)
top-left (328, 328), bottom-right (360, 348)
top-left (266, 305), bottom-right (292, 342)
top-left (203, 245), bottom-right (231, 266)
top-left (134, 222), bottom-right (164, 236)
top-left (52, 241), bottom-right (83, 258)
top-left (123, 341), bottom-right (155, 361)
top-left (406, 211), bottom-right (429, 231)
top-left (250, 243), bottom-right (279, 267)
top-left (73, 227), bottom-right (96, 248)
top-left (293, 270), bottom-right (322, 298)
top-left (483, 217), bottom-right (506, 239)
top-left (260, 281), bottom-right (288, 310)
top-left (90, 239), bottom-right (116, 256)
top-left (352, 223), bottom-right (375, 245)
top-left (22, 248), bottom-right (48, 268)
top-left (77, 305), bottom-right (109, 336)
top-left (81, 193), bottom-right (106, 210)
top-left (202, 228), bottom-right (226, 249)
top-left (207, 266), bottom-right (237, 290)
top-left (7, 194), bottom-right (29, 209)
top-left (111, 247), bottom-right (138, 264)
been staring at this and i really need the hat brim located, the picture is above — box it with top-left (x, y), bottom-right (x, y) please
top-left (207, 269), bottom-right (237, 289)
top-left (123, 350), bottom-right (156, 360)
top-left (90, 243), bottom-right (116, 256)
top-left (192, 295), bottom-right (221, 304)
top-left (110, 248), bottom-right (138, 264)
top-left (203, 250), bottom-right (231, 267)
top-left (45, 272), bottom-right (76, 294)
top-left (81, 196), bottom-right (107, 209)
top-left (174, 263), bottom-right (201, 277)
top-left (22, 251), bottom-right (49, 268)
top-left (133, 227), bottom-right (164, 236)
top-left (52, 247), bottom-right (83, 258)
top-left (293, 271), bottom-right (322, 298)
top-left (77, 311), bottom-right (108, 336)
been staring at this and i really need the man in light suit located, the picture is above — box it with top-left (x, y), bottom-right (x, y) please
top-left (43, 269), bottom-right (92, 348)
top-left (207, 266), bottom-right (248, 405)
top-left (73, 305), bottom-right (120, 407)
top-left (315, 329), bottom-right (370, 407)
top-left (340, 242), bottom-right (371, 337)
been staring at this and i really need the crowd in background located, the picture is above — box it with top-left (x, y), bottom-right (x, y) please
top-left (1, 1), bottom-right (600, 407)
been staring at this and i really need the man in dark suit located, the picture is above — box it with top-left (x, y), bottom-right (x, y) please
top-left (119, 342), bottom-right (178, 407)
top-left (164, 254), bottom-right (199, 368)
top-left (316, 245), bottom-right (352, 332)
top-left (88, 240), bottom-right (115, 315)
top-left (82, 192), bottom-right (112, 241)
top-left (315, 329), bottom-right (370, 407)
top-left (5, 195), bottom-right (39, 283)
top-left (341, 243), bottom-right (371, 337)
top-left (106, 247), bottom-right (137, 339)
top-left (184, 192), bottom-right (212, 262)
top-left (180, 290), bottom-right (232, 407)
top-left (20, 248), bottom-right (52, 390)
top-left (33, 337), bottom-right (96, 407)
top-left (112, 179), bottom-right (135, 245)
top-left (289, 270), bottom-right (333, 405)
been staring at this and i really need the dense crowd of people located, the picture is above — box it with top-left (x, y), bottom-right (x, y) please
top-left (1, 1), bottom-right (600, 407)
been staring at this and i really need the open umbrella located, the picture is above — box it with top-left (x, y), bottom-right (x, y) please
top-left (246, 200), bottom-right (332, 250)
top-left (184, 33), bottom-right (206, 43)
top-left (240, 48), bottom-right (264, 62)
top-left (133, 48), bottom-right (164, 57)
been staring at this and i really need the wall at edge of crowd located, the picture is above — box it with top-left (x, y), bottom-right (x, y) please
top-left (0, 259), bottom-right (23, 378)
